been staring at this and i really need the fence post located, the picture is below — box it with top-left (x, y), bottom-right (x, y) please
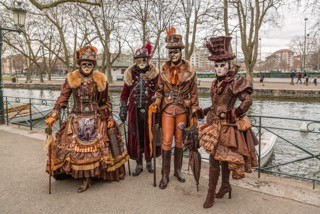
top-left (5, 96), bottom-right (8, 125)
top-left (258, 116), bottom-right (262, 178)
top-left (29, 98), bottom-right (32, 130)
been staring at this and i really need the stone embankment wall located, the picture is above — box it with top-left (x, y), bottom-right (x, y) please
top-left (4, 83), bottom-right (320, 98)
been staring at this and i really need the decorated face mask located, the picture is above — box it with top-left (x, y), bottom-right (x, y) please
top-left (214, 61), bottom-right (228, 77)
top-left (169, 49), bottom-right (182, 63)
top-left (80, 61), bottom-right (94, 75)
top-left (135, 57), bottom-right (149, 70)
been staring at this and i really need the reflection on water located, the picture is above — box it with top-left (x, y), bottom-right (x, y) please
top-left (3, 88), bottom-right (320, 180)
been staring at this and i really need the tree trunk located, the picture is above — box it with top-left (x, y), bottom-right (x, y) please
top-left (26, 67), bottom-right (32, 83)
top-left (47, 68), bottom-right (52, 81)
top-left (246, 66), bottom-right (254, 81)
top-left (38, 65), bottom-right (44, 83)
top-left (106, 66), bottom-right (113, 84)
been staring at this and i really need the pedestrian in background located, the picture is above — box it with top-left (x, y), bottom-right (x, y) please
top-left (296, 72), bottom-right (302, 84)
top-left (313, 77), bottom-right (318, 86)
top-left (259, 72), bottom-right (264, 84)
top-left (305, 75), bottom-right (309, 86)
top-left (290, 70), bottom-right (295, 85)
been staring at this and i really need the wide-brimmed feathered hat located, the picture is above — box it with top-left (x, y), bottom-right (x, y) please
top-left (76, 46), bottom-right (98, 65)
top-left (206, 36), bottom-right (235, 62)
top-left (165, 27), bottom-right (185, 49)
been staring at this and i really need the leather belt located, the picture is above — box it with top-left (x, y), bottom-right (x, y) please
top-left (164, 91), bottom-right (190, 100)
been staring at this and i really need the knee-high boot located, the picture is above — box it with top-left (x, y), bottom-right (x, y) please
top-left (203, 155), bottom-right (220, 209)
top-left (216, 161), bottom-right (232, 199)
top-left (174, 147), bottom-right (185, 182)
top-left (159, 150), bottom-right (171, 189)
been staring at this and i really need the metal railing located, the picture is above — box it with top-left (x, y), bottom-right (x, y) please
top-left (250, 115), bottom-right (320, 189)
top-left (2, 96), bottom-right (319, 188)
top-left (3, 96), bottom-right (57, 130)
top-left (2, 95), bottom-right (124, 133)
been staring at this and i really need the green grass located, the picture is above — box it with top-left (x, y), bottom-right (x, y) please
top-left (2, 76), bottom-right (13, 81)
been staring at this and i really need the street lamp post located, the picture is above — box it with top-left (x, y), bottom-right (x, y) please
top-left (303, 18), bottom-right (308, 77)
top-left (0, 2), bottom-right (27, 124)
top-left (259, 38), bottom-right (262, 71)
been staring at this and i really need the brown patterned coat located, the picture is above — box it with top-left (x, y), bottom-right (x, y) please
top-left (47, 70), bottom-right (129, 180)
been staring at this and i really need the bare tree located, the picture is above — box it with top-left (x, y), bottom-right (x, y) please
top-left (80, 1), bottom-right (126, 83)
top-left (230, 0), bottom-right (283, 80)
top-left (177, 0), bottom-right (219, 60)
top-left (289, 36), bottom-right (304, 71)
top-left (125, 0), bottom-right (151, 44)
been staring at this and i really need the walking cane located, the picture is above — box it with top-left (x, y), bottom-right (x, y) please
top-left (123, 123), bottom-right (131, 175)
top-left (45, 127), bottom-right (53, 194)
top-left (152, 113), bottom-right (157, 187)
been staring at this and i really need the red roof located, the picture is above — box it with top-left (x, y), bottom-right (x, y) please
top-left (274, 49), bottom-right (294, 54)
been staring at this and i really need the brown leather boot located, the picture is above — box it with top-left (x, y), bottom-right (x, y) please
top-left (77, 178), bottom-right (92, 193)
top-left (159, 150), bottom-right (171, 189)
top-left (173, 147), bottom-right (185, 182)
top-left (216, 161), bottom-right (232, 199)
top-left (203, 156), bottom-right (220, 208)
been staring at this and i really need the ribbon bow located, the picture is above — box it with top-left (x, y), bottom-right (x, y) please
top-left (169, 65), bottom-right (181, 85)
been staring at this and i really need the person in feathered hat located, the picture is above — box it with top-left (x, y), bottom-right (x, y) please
top-left (195, 36), bottom-right (259, 208)
top-left (149, 27), bottom-right (200, 189)
top-left (119, 42), bottom-right (161, 176)
top-left (45, 46), bottom-right (129, 193)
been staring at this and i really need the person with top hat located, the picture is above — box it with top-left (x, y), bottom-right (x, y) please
top-left (45, 46), bottom-right (129, 193)
top-left (196, 36), bottom-right (259, 208)
top-left (149, 27), bottom-right (200, 189)
top-left (119, 42), bottom-right (161, 176)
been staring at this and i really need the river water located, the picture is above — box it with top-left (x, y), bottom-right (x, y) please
top-left (3, 88), bottom-right (320, 181)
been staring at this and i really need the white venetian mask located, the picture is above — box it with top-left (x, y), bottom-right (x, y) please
top-left (135, 57), bottom-right (149, 70)
top-left (214, 61), bottom-right (229, 77)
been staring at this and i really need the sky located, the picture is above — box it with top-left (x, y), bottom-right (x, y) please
top-left (259, 4), bottom-right (317, 59)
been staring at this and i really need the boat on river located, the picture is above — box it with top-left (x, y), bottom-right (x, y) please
top-left (255, 131), bottom-right (277, 167)
top-left (4, 103), bottom-right (29, 113)
top-left (198, 131), bottom-right (277, 167)
top-left (8, 107), bottom-right (52, 124)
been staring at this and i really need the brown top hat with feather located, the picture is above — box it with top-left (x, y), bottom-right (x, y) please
top-left (76, 46), bottom-right (98, 65)
top-left (165, 27), bottom-right (185, 49)
top-left (206, 36), bottom-right (235, 62)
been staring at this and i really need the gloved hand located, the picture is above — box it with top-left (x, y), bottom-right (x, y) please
top-left (148, 103), bottom-right (158, 113)
top-left (119, 103), bottom-right (128, 122)
top-left (190, 117), bottom-right (198, 126)
top-left (45, 117), bottom-right (56, 127)
top-left (107, 117), bottom-right (115, 128)
top-left (226, 109), bottom-right (236, 123)
top-left (191, 108), bottom-right (203, 119)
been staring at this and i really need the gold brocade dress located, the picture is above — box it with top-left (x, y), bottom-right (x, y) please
top-left (47, 70), bottom-right (129, 181)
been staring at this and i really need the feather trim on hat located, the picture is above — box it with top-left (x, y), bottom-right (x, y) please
top-left (166, 26), bottom-right (176, 36)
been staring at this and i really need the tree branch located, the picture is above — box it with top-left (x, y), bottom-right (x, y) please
top-left (28, 0), bottom-right (101, 10)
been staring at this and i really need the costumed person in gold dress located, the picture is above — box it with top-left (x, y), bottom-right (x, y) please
top-left (197, 36), bottom-right (259, 208)
top-left (45, 46), bottom-right (129, 193)
top-left (149, 27), bottom-right (200, 189)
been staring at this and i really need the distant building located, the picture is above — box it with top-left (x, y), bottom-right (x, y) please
top-left (190, 47), bottom-right (211, 71)
top-left (2, 54), bottom-right (27, 75)
top-left (264, 49), bottom-right (296, 70)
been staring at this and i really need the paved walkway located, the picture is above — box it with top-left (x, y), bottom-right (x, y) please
top-left (0, 125), bottom-right (319, 214)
